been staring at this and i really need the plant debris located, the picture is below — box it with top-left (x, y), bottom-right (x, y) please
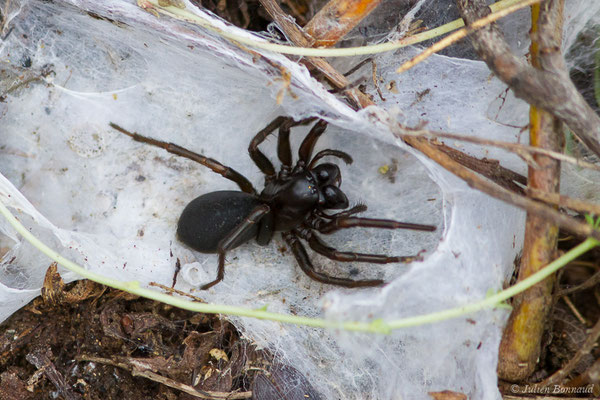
top-left (0, 267), bottom-right (279, 399)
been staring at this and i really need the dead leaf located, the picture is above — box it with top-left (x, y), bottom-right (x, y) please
top-left (209, 348), bottom-right (228, 362)
top-left (429, 390), bottom-right (468, 400)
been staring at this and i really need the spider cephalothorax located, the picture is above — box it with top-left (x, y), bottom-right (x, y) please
top-left (111, 117), bottom-right (435, 289)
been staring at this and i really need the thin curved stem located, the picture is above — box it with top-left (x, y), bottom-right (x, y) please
top-left (0, 197), bottom-right (597, 334)
top-left (147, 0), bottom-right (531, 58)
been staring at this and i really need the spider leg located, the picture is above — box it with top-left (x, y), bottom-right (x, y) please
top-left (110, 123), bottom-right (256, 194)
top-left (252, 116), bottom-right (322, 172)
top-left (308, 149), bottom-right (353, 169)
top-left (316, 204), bottom-right (368, 220)
top-left (277, 118), bottom-right (293, 168)
top-left (248, 116), bottom-right (289, 178)
top-left (281, 117), bottom-right (327, 168)
top-left (298, 120), bottom-right (328, 164)
top-left (314, 216), bottom-right (437, 234)
top-left (301, 229), bottom-right (422, 264)
top-left (200, 204), bottom-right (271, 290)
top-left (282, 231), bottom-right (383, 288)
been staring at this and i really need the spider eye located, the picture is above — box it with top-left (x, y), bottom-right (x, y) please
top-left (312, 163), bottom-right (342, 186)
top-left (320, 185), bottom-right (348, 209)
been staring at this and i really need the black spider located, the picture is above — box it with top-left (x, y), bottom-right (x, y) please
top-left (110, 117), bottom-right (435, 289)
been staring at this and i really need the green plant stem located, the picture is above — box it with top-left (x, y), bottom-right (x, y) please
top-left (389, 237), bottom-right (598, 329)
top-left (0, 197), bottom-right (598, 333)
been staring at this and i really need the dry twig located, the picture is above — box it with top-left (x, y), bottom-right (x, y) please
top-left (27, 348), bottom-right (82, 400)
top-left (457, 0), bottom-right (600, 159)
top-left (149, 281), bottom-right (207, 302)
top-left (525, 188), bottom-right (600, 217)
top-left (431, 141), bottom-right (526, 194)
top-left (258, 0), bottom-right (373, 108)
top-left (558, 270), bottom-right (600, 297)
top-left (561, 295), bottom-right (587, 325)
top-left (397, 0), bottom-right (543, 73)
top-left (399, 134), bottom-right (600, 242)
top-left (407, 128), bottom-right (600, 173)
top-left (405, 128), bottom-right (600, 215)
top-left (566, 356), bottom-right (600, 396)
top-left (486, 0), bottom-right (566, 380)
top-left (77, 355), bottom-right (252, 399)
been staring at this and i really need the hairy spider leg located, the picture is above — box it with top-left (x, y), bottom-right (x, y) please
top-left (279, 116), bottom-right (322, 167)
top-left (249, 116), bottom-right (321, 174)
top-left (298, 120), bottom-right (328, 164)
top-left (308, 149), bottom-right (353, 169)
top-left (248, 116), bottom-right (287, 178)
top-left (109, 123), bottom-right (256, 195)
top-left (300, 229), bottom-right (421, 264)
top-left (317, 204), bottom-right (368, 219)
top-left (314, 215), bottom-right (437, 234)
top-left (277, 118), bottom-right (293, 168)
top-left (282, 232), bottom-right (384, 288)
top-left (201, 204), bottom-right (271, 290)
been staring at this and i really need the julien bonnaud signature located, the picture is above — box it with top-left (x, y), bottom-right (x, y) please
top-left (510, 383), bottom-right (595, 395)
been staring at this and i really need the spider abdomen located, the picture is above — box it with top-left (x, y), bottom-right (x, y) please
top-left (177, 191), bottom-right (264, 253)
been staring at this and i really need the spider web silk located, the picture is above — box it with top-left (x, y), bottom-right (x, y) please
top-left (1, 0), bottom-right (599, 399)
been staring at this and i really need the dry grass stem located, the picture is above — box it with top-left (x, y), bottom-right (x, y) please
top-left (258, 0), bottom-right (372, 108)
top-left (407, 128), bottom-right (600, 173)
top-left (397, 0), bottom-right (542, 73)
top-left (149, 281), bottom-right (207, 302)
top-left (558, 270), bottom-right (600, 297)
top-left (526, 188), bottom-right (600, 216)
top-left (77, 355), bottom-right (252, 399)
top-left (400, 134), bottom-right (600, 241)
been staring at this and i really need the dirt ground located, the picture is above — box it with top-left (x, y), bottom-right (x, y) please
top-left (0, 272), bottom-right (260, 399)
top-left (0, 265), bottom-right (323, 400)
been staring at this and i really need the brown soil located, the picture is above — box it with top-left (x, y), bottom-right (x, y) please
top-left (0, 264), bottom-right (323, 400)
top-left (0, 275), bottom-right (263, 399)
